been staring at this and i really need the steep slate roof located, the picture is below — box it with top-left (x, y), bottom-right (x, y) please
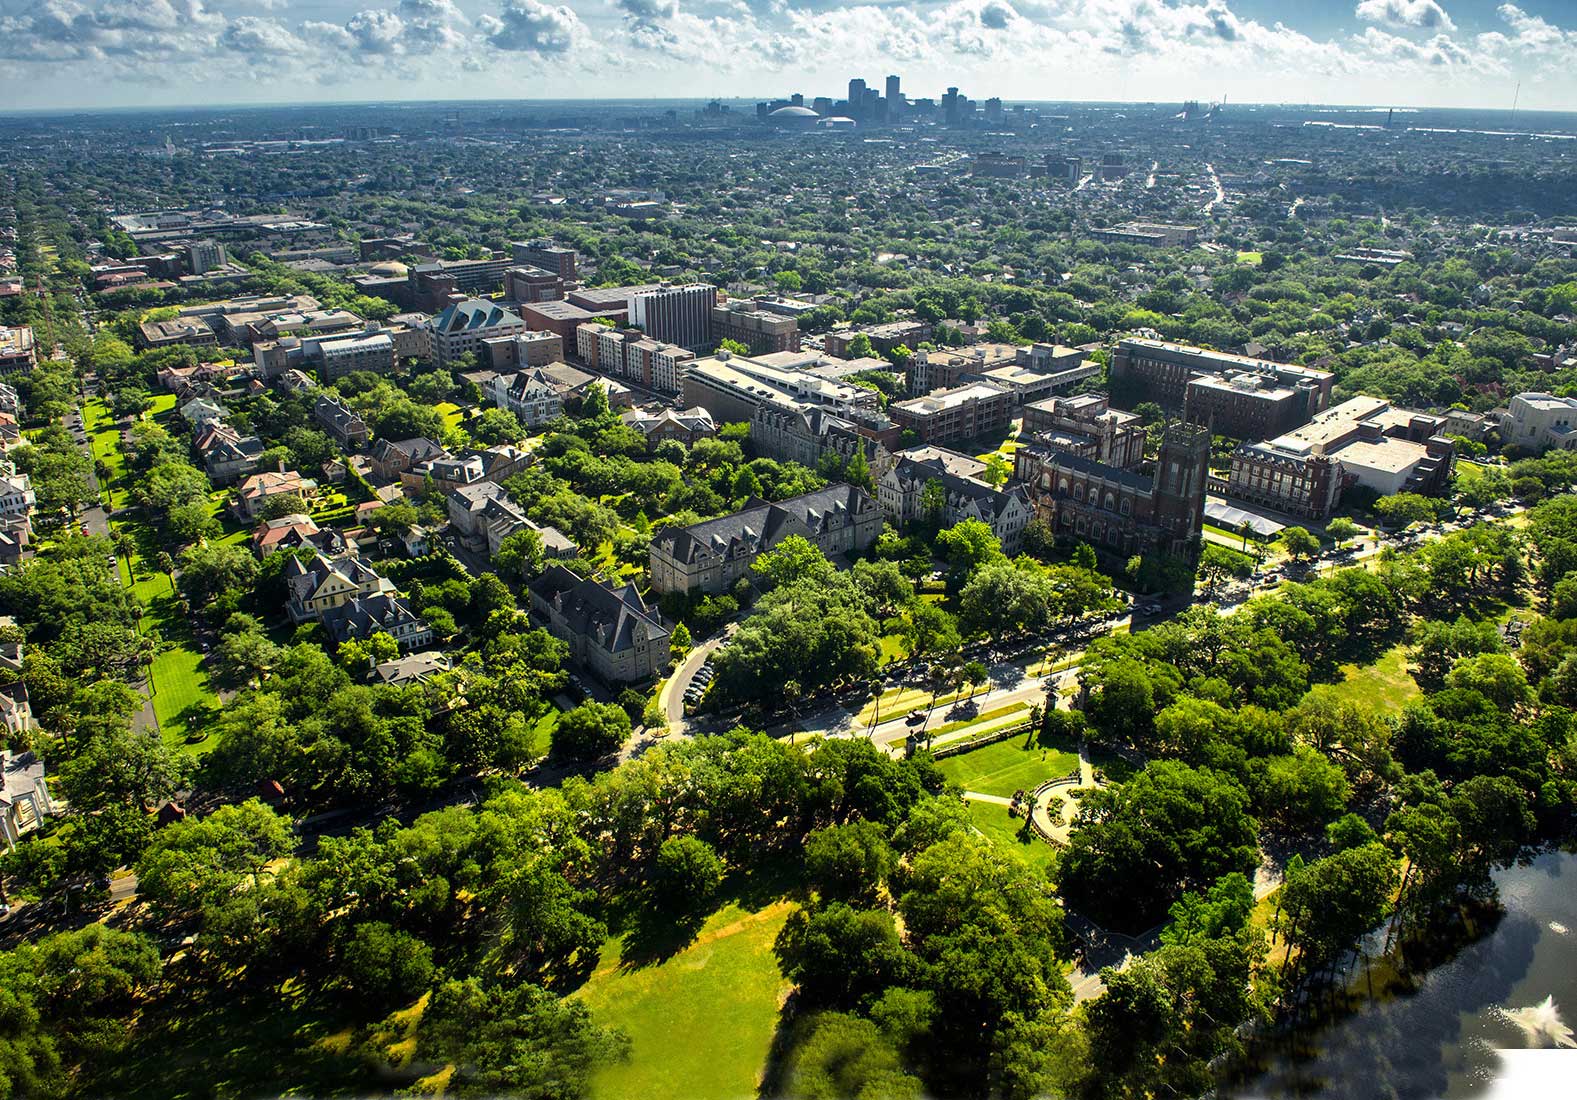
top-left (650, 483), bottom-right (872, 567)
top-left (432, 299), bottom-right (524, 333)
top-left (320, 594), bottom-right (427, 644)
top-left (529, 565), bottom-right (665, 655)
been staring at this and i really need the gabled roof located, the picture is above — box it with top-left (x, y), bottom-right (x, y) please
top-left (650, 483), bottom-right (874, 566)
top-left (529, 565), bottom-right (666, 655)
top-left (320, 594), bottom-right (428, 644)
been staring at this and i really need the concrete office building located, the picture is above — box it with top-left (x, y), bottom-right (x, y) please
top-left (711, 301), bottom-right (800, 355)
top-left (318, 332), bottom-right (396, 379)
top-left (1111, 338), bottom-right (1334, 439)
top-left (1226, 396), bottom-right (1456, 519)
top-left (510, 240), bottom-right (577, 280)
top-left (1090, 223), bottom-right (1200, 247)
top-left (503, 266), bottom-right (565, 305)
top-left (426, 299), bottom-right (530, 367)
top-left (890, 382), bottom-right (1013, 445)
top-left (683, 351), bottom-right (888, 429)
top-left (629, 283), bottom-right (717, 352)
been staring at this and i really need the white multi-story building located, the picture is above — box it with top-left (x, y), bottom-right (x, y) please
top-left (1499, 392), bottom-right (1577, 453)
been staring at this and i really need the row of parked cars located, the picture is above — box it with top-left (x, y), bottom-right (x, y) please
top-left (683, 657), bottom-right (716, 711)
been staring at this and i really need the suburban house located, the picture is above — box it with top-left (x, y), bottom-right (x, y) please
top-left (232, 468), bottom-right (319, 523)
top-left (320, 594), bottom-right (433, 652)
top-left (0, 750), bottom-right (58, 851)
top-left (648, 482), bottom-right (883, 595)
top-left (371, 437), bottom-right (448, 483)
top-left (179, 396), bottom-right (229, 428)
top-left (251, 513), bottom-right (353, 558)
top-left (402, 445), bottom-right (533, 498)
top-left (374, 651), bottom-right (453, 685)
top-left (283, 553), bottom-right (396, 623)
top-left (0, 463), bottom-right (36, 516)
top-left (195, 421), bottom-right (266, 484)
top-left (528, 565), bottom-right (671, 684)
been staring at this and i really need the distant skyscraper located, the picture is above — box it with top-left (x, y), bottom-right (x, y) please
top-left (848, 78), bottom-right (867, 117)
top-left (885, 75), bottom-right (901, 118)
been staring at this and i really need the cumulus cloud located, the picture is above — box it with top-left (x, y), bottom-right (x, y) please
top-left (1355, 0), bottom-right (1455, 33)
top-left (487, 0), bottom-right (586, 53)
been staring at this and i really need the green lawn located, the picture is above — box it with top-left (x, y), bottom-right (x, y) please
top-left (575, 898), bottom-right (794, 1100)
top-left (148, 393), bottom-right (177, 417)
top-left (1237, 250), bottom-right (1264, 265)
top-left (967, 800), bottom-right (1055, 872)
top-left (937, 729), bottom-right (1080, 799)
top-left (1328, 642), bottom-right (1419, 714)
top-left (435, 401), bottom-right (467, 430)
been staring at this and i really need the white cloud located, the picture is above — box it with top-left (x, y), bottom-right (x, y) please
top-left (486, 0), bottom-right (586, 53)
top-left (1355, 0), bottom-right (1455, 33)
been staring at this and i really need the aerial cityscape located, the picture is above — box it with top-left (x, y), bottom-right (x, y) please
top-left (0, 3), bottom-right (1576, 1098)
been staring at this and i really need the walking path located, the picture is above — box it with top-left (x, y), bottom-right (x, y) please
top-left (1029, 737), bottom-right (1098, 844)
top-left (960, 791), bottom-right (1012, 807)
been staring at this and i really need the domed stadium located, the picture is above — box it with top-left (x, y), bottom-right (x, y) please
top-left (768, 105), bottom-right (820, 130)
top-left (366, 260), bottom-right (409, 278)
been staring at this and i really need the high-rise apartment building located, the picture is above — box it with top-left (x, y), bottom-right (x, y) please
top-left (628, 283), bottom-right (716, 353)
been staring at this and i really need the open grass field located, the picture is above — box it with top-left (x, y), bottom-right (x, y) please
top-left (937, 728), bottom-right (1080, 799)
top-left (575, 898), bottom-right (794, 1100)
top-left (1237, 250), bottom-right (1264, 265)
top-left (1328, 642), bottom-right (1419, 714)
top-left (435, 401), bottom-right (467, 430)
top-left (148, 393), bottom-right (178, 417)
top-left (966, 800), bottom-right (1056, 872)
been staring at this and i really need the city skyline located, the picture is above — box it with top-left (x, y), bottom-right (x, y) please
top-left (2, 1), bottom-right (1577, 113)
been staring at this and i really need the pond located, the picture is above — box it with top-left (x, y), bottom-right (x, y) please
top-left (1232, 849), bottom-right (1577, 1099)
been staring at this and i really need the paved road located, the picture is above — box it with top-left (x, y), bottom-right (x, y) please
top-left (660, 625), bottom-right (734, 733)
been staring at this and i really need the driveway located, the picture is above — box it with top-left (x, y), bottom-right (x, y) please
top-left (660, 625), bottom-right (734, 732)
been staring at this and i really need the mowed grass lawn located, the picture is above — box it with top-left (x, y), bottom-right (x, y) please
top-left (575, 899), bottom-right (794, 1100)
top-left (967, 800), bottom-right (1055, 872)
top-left (937, 729), bottom-right (1080, 799)
top-left (1328, 642), bottom-right (1419, 714)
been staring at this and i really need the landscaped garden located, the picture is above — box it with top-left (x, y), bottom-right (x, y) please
top-left (937, 728), bottom-right (1080, 799)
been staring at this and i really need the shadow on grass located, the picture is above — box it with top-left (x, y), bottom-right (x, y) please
top-left (606, 854), bottom-right (805, 975)
top-left (78, 969), bottom-right (374, 1100)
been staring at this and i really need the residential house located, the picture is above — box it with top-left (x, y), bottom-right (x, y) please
top-left (648, 483), bottom-right (883, 595)
top-left (403, 445), bottom-right (532, 498)
top-left (0, 463), bottom-right (35, 516)
top-left (232, 469), bottom-right (318, 523)
top-left (0, 750), bottom-right (57, 851)
top-left (374, 651), bottom-right (453, 685)
top-left (320, 595), bottom-right (433, 652)
top-left (0, 515), bottom-right (30, 568)
top-left (371, 437), bottom-right (447, 483)
top-left (179, 396), bottom-right (229, 428)
top-left (195, 422), bottom-right (265, 484)
top-left (283, 553), bottom-right (396, 623)
top-left (528, 565), bottom-right (671, 684)
top-left (481, 368), bottom-right (564, 429)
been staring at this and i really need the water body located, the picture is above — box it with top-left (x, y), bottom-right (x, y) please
top-left (1234, 849), bottom-right (1577, 1100)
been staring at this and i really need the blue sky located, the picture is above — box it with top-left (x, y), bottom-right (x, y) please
top-left (2, 1), bottom-right (1576, 112)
